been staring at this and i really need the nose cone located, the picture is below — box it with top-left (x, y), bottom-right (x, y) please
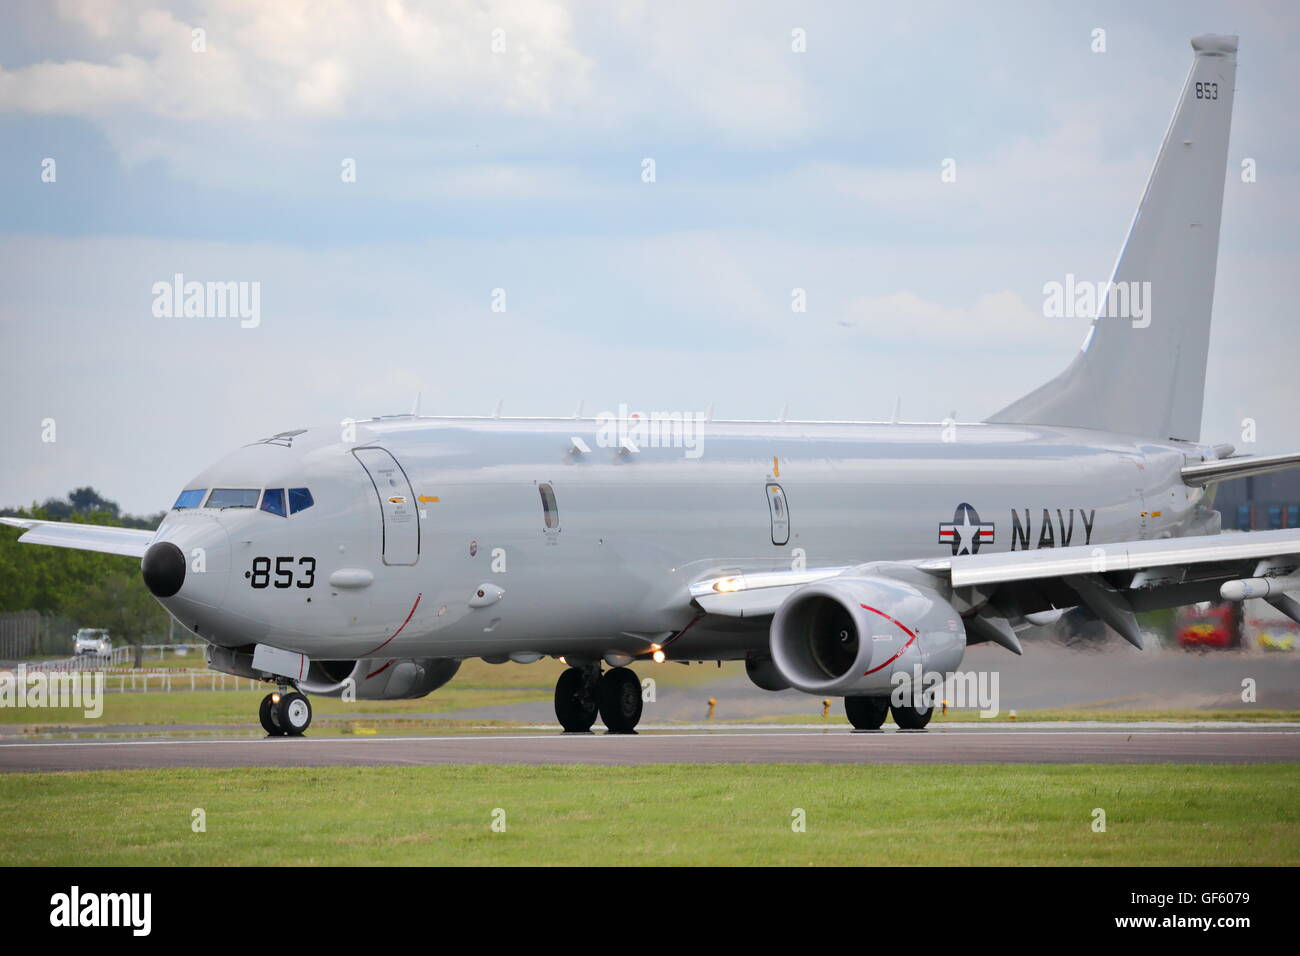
top-left (142, 542), bottom-right (186, 597)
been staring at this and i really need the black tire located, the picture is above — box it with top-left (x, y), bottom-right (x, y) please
top-left (259, 693), bottom-right (285, 736)
top-left (276, 692), bottom-right (313, 736)
top-left (554, 667), bottom-right (598, 732)
top-left (597, 667), bottom-right (643, 733)
top-left (844, 696), bottom-right (890, 730)
top-left (890, 701), bottom-right (933, 730)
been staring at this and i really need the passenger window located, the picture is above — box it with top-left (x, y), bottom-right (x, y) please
top-left (260, 488), bottom-right (286, 517)
top-left (288, 488), bottom-right (314, 514)
top-left (172, 489), bottom-right (206, 509)
top-left (538, 483), bottom-right (559, 531)
top-left (206, 488), bottom-right (260, 509)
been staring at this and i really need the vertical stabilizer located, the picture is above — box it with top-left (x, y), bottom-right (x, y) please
top-left (988, 35), bottom-right (1238, 441)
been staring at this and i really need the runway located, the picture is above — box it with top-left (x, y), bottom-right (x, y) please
top-left (2, 724), bottom-right (1297, 772)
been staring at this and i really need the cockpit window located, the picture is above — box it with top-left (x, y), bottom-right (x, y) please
top-left (172, 489), bottom-right (206, 509)
top-left (260, 488), bottom-right (286, 517)
top-left (288, 488), bottom-right (314, 514)
top-left (206, 488), bottom-right (260, 509)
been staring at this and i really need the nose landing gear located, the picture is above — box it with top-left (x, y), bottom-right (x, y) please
top-left (553, 664), bottom-right (643, 734)
top-left (259, 688), bottom-right (313, 737)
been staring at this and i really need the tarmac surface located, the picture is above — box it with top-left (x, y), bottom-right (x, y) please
top-left (1, 723), bottom-right (1296, 772)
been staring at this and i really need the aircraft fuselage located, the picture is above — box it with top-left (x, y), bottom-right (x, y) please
top-left (151, 417), bottom-right (1220, 664)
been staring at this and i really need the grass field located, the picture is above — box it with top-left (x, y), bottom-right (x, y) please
top-left (1, 763), bottom-right (1296, 865)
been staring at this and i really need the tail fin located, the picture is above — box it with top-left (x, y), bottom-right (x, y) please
top-left (988, 35), bottom-right (1238, 442)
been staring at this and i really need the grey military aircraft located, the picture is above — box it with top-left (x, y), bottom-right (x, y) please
top-left (6, 34), bottom-right (1299, 736)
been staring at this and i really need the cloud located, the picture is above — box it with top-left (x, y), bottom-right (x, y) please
top-left (6, 1), bottom-right (594, 121)
top-left (838, 289), bottom-right (1082, 348)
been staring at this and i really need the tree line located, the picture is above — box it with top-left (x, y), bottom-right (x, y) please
top-left (0, 488), bottom-right (174, 653)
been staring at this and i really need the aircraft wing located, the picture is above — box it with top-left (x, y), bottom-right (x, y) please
top-left (932, 527), bottom-right (1300, 588)
top-left (0, 517), bottom-right (155, 558)
top-left (689, 528), bottom-right (1300, 648)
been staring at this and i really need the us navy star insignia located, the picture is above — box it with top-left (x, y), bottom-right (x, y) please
top-left (938, 503), bottom-right (995, 556)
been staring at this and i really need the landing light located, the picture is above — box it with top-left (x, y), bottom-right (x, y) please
top-left (652, 650), bottom-right (666, 663)
top-left (713, 577), bottom-right (743, 593)
top-left (271, 693), bottom-right (281, 704)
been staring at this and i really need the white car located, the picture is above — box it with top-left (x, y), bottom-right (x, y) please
top-left (73, 628), bottom-right (111, 657)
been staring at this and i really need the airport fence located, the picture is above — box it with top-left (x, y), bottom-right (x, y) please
top-left (108, 643), bottom-right (204, 667)
top-left (0, 665), bottom-right (266, 693)
top-left (100, 670), bottom-right (265, 693)
top-left (0, 611), bottom-right (78, 659)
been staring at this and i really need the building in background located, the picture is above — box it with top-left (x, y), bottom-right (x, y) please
top-left (1212, 470), bottom-right (1300, 531)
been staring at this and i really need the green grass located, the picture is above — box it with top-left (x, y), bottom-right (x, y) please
top-left (1, 764), bottom-right (1296, 865)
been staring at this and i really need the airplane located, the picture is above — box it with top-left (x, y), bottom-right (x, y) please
top-left (6, 34), bottom-right (1300, 737)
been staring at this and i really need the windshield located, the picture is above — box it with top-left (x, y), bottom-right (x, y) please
top-left (206, 488), bottom-right (261, 509)
top-left (172, 488), bottom-right (206, 509)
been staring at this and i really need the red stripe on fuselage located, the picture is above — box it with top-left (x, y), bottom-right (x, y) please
top-left (360, 593), bottom-right (423, 658)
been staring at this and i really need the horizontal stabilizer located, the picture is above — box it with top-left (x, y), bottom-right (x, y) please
top-left (1181, 451), bottom-right (1300, 487)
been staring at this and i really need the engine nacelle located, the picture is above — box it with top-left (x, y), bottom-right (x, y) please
top-left (299, 658), bottom-right (461, 699)
top-left (206, 645), bottom-right (460, 699)
top-left (768, 565), bottom-right (966, 696)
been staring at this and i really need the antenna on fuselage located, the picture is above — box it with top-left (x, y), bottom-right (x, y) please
top-left (411, 392), bottom-right (422, 416)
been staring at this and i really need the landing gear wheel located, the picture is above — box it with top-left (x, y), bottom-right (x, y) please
top-left (845, 696), bottom-right (890, 730)
top-left (890, 701), bottom-right (933, 730)
top-left (554, 667), bottom-right (599, 732)
top-left (275, 691), bottom-right (313, 736)
top-left (259, 693), bottom-right (285, 736)
top-left (597, 667), bottom-right (643, 734)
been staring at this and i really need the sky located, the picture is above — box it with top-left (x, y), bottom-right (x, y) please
top-left (1, 0), bottom-right (1298, 514)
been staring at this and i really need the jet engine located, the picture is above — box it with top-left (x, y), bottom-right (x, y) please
top-left (206, 645), bottom-right (460, 699)
top-left (768, 565), bottom-right (966, 696)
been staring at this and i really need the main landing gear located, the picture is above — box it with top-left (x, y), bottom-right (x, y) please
top-left (844, 696), bottom-right (933, 730)
top-left (259, 688), bottom-right (313, 737)
top-left (554, 664), bottom-right (643, 734)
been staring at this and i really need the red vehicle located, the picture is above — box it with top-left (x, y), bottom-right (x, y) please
top-left (1176, 602), bottom-right (1243, 650)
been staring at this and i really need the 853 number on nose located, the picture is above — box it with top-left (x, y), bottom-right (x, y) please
top-left (247, 556), bottom-right (316, 589)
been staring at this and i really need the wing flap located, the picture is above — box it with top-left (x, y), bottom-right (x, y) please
top-left (0, 517), bottom-right (154, 558)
